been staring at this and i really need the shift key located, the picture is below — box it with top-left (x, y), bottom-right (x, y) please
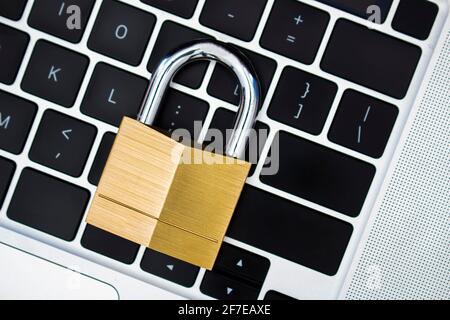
top-left (261, 131), bottom-right (375, 217)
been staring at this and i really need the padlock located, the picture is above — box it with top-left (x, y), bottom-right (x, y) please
top-left (86, 40), bottom-right (261, 270)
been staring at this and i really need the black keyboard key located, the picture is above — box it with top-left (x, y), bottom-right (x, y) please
top-left (200, 271), bottom-right (260, 300)
top-left (81, 63), bottom-right (148, 127)
top-left (329, 90), bottom-right (398, 158)
top-left (141, 249), bottom-right (200, 287)
top-left (260, 132), bottom-right (375, 217)
top-left (29, 110), bottom-right (97, 177)
top-left (0, 156), bottom-right (15, 209)
top-left (315, 0), bottom-right (393, 24)
top-left (8, 168), bottom-right (90, 241)
top-left (148, 21), bottom-right (212, 89)
top-left (228, 186), bottom-right (353, 276)
top-left (88, 132), bottom-right (115, 186)
top-left (0, 90), bottom-right (37, 155)
top-left (88, 0), bottom-right (156, 66)
top-left (81, 225), bottom-right (139, 264)
top-left (207, 47), bottom-right (276, 106)
top-left (392, 0), bottom-right (438, 40)
top-left (321, 19), bottom-right (421, 99)
top-left (0, 0), bottom-right (27, 21)
top-left (268, 66), bottom-right (337, 135)
top-left (264, 290), bottom-right (296, 300)
top-left (28, 0), bottom-right (95, 43)
top-left (154, 89), bottom-right (209, 140)
top-left (21, 40), bottom-right (89, 107)
top-left (260, 0), bottom-right (329, 64)
top-left (0, 23), bottom-right (29, 85)
top-left (214, 243), bottom-right (270, 286)
top-left (200, 0), bottom-right (267, 41)
top-left (141, 0), bottom-right (198, 19)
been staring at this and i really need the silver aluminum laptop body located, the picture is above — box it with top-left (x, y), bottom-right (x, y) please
top-left (0, 0), bottom-right (448, 300)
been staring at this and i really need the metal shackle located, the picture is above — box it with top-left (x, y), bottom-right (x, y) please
top-left (137, 40), bottom-right (261, 159)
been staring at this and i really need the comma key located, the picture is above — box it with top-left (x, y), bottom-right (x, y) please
top-left (29, 109), bottom-right (96, 177)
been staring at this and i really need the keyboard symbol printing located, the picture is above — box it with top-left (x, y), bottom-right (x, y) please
top-left (62, 129), bottom-right (72, 140)
top-left (233, 84), bottom-right (240, 97)
top-left (56, 129), bottom-right (72, 159)
top-left (294, 82), bottom-right (311, 119)
top-left (294, 15), bottom-right (304, 25)
top-left (286, 35), bottom-right (296, 43)
top-left (0, 113), bottom-right (11, 130)
top-left (301, 82), bottom-right (310, 99)
top-left (294, 104), bottom-right (303, 119)
top-left (169, 105), bottom-right (182, 133)
top-left (166, 264), bottom-right (174, 271)
top-left (357, 106), bottom-right (371, 144)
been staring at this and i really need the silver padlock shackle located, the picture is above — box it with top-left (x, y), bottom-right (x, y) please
top-left (138, 40), bottom-right (261, 159)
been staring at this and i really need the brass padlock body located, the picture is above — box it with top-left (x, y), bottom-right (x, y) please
top-left (86, 40), bottom-right (260, 270)
top-left (87, 117), bottom-right (251, 269)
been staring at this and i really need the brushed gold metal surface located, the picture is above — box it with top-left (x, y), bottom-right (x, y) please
top-left (86, 117), bottom-right (251, 269)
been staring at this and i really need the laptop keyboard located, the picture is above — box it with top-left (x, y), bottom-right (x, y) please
top-left (0, 0), bottom-right (439, 299)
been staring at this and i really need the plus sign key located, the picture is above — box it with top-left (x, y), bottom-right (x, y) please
top-left (29, 110), bottom-right (97, 177)
top-left (260, 0), bottom-right (329, 64)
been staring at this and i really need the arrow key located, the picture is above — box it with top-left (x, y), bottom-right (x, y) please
top-left (29, 109), bottom-right (97, 177)
top-left (140, 248), bottom-right (199, 287)
top-left (200, 271), bottom-right (259, 300)
top-left (214, 243), bottom-right (270, 287)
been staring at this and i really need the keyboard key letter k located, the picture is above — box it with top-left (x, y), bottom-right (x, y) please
top-left (48, 66), bottom-right (61, 82)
